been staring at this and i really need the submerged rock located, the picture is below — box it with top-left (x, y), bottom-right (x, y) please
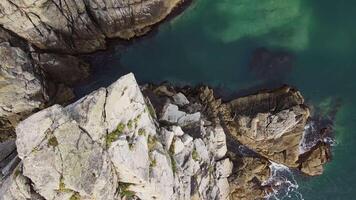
top-left (249, 47), bottom-right (293, 79)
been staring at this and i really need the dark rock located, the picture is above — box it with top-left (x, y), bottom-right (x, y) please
top-left (249, 47), bottom-right (293, 79)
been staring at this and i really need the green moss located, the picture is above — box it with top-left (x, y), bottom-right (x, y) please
top-left (147, 105), bottom-right (156, 118)
top-left (48, 136), bottom-right (58, 147)
top-left (150, 158), bottom-right (157, 168)
top-left (129, 142), bottom-right (134, 150)
top-left (134, 114), bottom-right (141, 128)
top-left (127, 120), bottom-right (133, 129)
top-left (192, 148), bottom-right (199, 161)
top-left (169, 138), bottom-right (175, 155)
top-left (147, 135), bottom-right (157, 151)
top-left (208, 165), bottom-right (214, 176)
top-left (13, 168), bottom-right (21, 179)
top-left (58, 176), bottom-right (72, 192)
top-left (171, 157), bottom-right (177, 174)
top-left (138, 128), bottom-right (146, 136)
top-left (168, 141), bottom-right (177, 174)
top-left (59, 178), bottom-right (66, 190)
top-left (31, 146), bottom-right (40, 153)
top-left (106, 123), bottom-right (126, 147)
top-left (118, 182), bottom-right (136, 198)
top-left (69, 192), bottom-right (81, 200)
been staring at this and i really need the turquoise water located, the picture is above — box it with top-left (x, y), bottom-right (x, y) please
top-left (84, 0), bottom-right (356, 199)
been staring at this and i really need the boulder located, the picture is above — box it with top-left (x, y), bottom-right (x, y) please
top-left (299, 142), bottom-right (331, 176)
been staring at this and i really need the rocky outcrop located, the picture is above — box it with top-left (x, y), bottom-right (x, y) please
top-left (1, 73), bottom-right (232, 200)
top-left (0, 26), bottom-right (89, 133)
top-left (0, 73), bottom-right (333, 199)
top-left (0, 0), bottom-right (186, 144)
top-left (225, 87), bottom-right (310, 168)
top-left (0, 27), bottom-right (46, 162)
top-left (143, 83), bottom-right (333, 198)
top-left (298, 142), bottom-right (331, 176)
top-left (0, 0), bottom-right (184, 53)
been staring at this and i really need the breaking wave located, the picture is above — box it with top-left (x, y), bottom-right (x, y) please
top-left (262, 162), bottom-right (304, 200)
top-left (299, 121), bottom-right (336, 154)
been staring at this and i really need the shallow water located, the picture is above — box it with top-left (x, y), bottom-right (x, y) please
top-left (80, 0), bottom-right (356, 199)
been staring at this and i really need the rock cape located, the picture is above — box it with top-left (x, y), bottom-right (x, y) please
top-left (0, 73), bottom-right (332, 200)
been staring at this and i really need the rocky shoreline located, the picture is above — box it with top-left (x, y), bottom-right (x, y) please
top-left (0, 73), bottom-right (332, 200)
top-left (0, 0), bottom-right (190, 149)
top-left (0, 1), bottom-right (334, 199)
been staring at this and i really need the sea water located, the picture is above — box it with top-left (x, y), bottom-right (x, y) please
top-left (80, 0), bottom-right (356, 199)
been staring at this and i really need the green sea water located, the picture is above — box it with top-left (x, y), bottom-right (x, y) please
top-left (83, 0), bottom-right (356, 199)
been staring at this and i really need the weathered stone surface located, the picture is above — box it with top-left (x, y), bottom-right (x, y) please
top-left (226, 87), bottom-right (310, 168)
top-left (1, 72), bottom-right (334, 199)
top-left (0, 0), bottom-right (183, 53)
top-left (0, 165), bottom-right (32, 200)
top-left (0, 38), bottom-right (46, 121)
top-left (85, 0), bottom-right (182, 39)
top-left (3, 73), bottom-right (232, 200)
top-left (32, 52), bottom-right (90, 86)
top-left (299, 142), bottom-right (331, 176)
top-left (229, 155), bottom-right (271, 200)
top-left (173, 92), bottom-right (189, 106)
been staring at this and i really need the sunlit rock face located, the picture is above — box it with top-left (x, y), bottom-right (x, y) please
top-left (226, 87), bottom-right (310, 168)
top-left (0, 27), bottom-right (46, 127)
top-left (0, 73), bottom-right (332, 200)
top-left (204, 0), bottom-right (311, 50)
top-left (2, 73), bottom-right (232, 200)
top-left (0, 0), bottom-right (183, 53)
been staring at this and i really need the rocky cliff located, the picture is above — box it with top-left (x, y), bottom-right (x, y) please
top-left (0, 73), bottom-right (332, 200)
top-left (0, 0), bottom-right (183, 53)
top-left (0, 0), bottom-right (186, 152)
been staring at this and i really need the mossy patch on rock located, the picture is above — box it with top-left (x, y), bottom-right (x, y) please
top-left (147, 135), bottom-right (157, 151)
top-left (69, 192), bottom-right (81, 200)
top-left (138, 128), bottom-right (146, 136)
top-left (106, 123), bottom-right (126, 147)
top-left (118, 182), bottom-right (136, 198)
top-left (48, 136), bottom-right (59, 147)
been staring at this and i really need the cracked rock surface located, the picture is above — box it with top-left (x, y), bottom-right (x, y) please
top-left (0, 0), bottom-right (183, 53)
top-left (0, 73), bottom-right (332, 199)
top-left (1, 73), bottom-right (232, 200)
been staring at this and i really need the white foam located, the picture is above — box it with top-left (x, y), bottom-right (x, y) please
top-left (262, 161), bottom-right (304, 200)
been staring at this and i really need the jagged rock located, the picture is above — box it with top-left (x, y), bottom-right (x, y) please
top-left (145, 82), bottom-right (334, 199)
top-left (160, 103), bottom-right (185, 123)
top-left (3, 73), bottom-right (232, 200)
top-left (0, 38), bottom-right (46, 122)
top-left (0, 0), bottom-right (183, 53)
top-left (225, 86), bottom-right (310, 168)
top-left (173, 92), bottom-right (190, 106)
top-left (229, 156), bottom-right (271, 200)
top-left (85, 0), bottom-right (182, 40)
top-left (299, 142), bottom-right (331, 176)
top-left (0, 165), bottom-right (32, 200)
top-left (160, 103), bottom-right (201, 127)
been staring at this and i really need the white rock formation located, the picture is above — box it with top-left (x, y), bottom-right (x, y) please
top-left (1, 73), bottom-right (232, 200)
